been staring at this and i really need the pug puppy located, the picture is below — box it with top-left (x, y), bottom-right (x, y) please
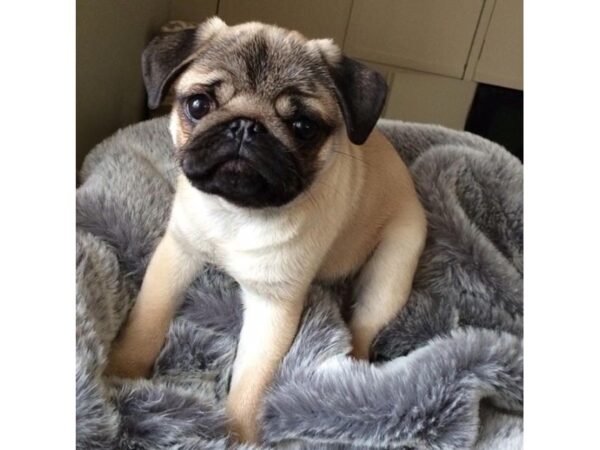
top-left (106, 17), bottom-right (427, 443)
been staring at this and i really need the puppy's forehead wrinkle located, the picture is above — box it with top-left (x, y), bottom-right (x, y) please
top-left (242, 33), bottom-right (270, 89)
top-left (190, 26), bottom-right (334, 100)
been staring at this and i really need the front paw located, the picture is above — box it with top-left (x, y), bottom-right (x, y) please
top-left (228, 420), bottom-right (260, 445)
top-left (349, 323), bottom-right (376, 361)
top-left (226, 395), bottom-right (261, 443)
top-left (350, 345), bottom-right (370, 360)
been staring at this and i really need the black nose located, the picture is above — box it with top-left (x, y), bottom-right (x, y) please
top-left (226, 118), bottom-right (267, 142)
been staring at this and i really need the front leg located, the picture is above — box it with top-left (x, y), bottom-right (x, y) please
top-left (227, 286), bottom-right (305, 443)
top-left (350, 206), bottom-right (427, 360)
top-left (105, 230), bottom-right (203, 378)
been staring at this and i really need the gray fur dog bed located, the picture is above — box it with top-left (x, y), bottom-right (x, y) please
top-left (76, 116), bottom-right (523, 450)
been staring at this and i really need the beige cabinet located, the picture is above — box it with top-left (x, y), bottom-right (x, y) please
top-left (344, 0), bottom-right (485, 78)
top-left (218, 0), bottom-right (353, 45)
top-left (170, 0), bottom-right (218, 22)
top-left (384, 69), bottom-right (477, 129)
top-left (473, 0), bottom-right (523, 89)
top-left (76, 0), bottom-right (172, 171)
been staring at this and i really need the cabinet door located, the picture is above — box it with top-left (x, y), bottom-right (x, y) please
top-left (474, 0), bottom-right (523, 90)
top-left (383, 69), bottom-right (477, 130)
top-left (344, 0), bottom-right (484, 78)
top-left (77, 0), bottom-right (171, 170)
top-left (170, 0), bottom-right (218, 22)
top-left (218, 0), bottom-right (353, 45)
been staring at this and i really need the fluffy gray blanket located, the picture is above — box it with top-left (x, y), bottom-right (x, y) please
top-left (76, 117), bottom-right (523, 450)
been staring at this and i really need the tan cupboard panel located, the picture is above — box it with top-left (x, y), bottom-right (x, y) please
top-left (474, 0), bottom-right (523, 90)
top-left (218, 0), bottom-right (352, 45)
top-left (383, 69), bottom-right (477, 130)
top-left (345, 0), bottom-right (484, 78)
top-left (170, 0), bottom-right (219, 22)
top-left (76, 0), bottom-right (170, 171)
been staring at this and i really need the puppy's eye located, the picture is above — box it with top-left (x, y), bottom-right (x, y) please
top-left (291, 117), bottom-right (319, 141)
top-left (185, 94), bottom-right (211, 121)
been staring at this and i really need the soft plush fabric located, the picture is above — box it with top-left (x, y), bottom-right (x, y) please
top-left (76, 116), bottom-right (523, 450)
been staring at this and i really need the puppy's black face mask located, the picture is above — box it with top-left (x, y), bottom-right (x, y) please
top-left (181, 117), bottom-right (312, 208)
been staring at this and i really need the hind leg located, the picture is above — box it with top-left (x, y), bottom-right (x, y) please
top-left (350, 208), bottom-right (426, 359)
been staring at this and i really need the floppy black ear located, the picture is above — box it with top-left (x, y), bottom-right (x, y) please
top-left (142, 27), bottom-right (199, 110)
top-left (330, 56), bottom-right (388, 145)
